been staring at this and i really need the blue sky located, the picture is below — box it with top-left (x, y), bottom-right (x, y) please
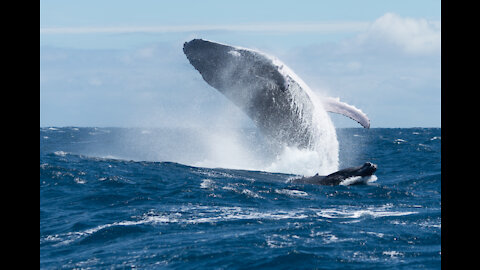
top-left (40, 0), bottom-right (441, 128)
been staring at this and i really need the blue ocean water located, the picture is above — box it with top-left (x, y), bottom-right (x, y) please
top-left (40, 127), bottom-right (440, 269)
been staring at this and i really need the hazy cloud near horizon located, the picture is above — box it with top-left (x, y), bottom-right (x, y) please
top-left (40, 13), bottom-right (440, 128)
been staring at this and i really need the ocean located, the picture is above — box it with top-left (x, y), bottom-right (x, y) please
top-left (40, 127), bottom-right (441, 269)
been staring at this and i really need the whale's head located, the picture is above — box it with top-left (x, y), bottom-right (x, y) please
top-left (183, 39), bottom-right (234, 71)
top-left (307, 162), bottom-right (378, 186)
top-left (183, 39), bottom-right (246, 85)
top-left (183, 39), bottom-right (285, 93)
top-left (356, 162), bottom-right (377, 177)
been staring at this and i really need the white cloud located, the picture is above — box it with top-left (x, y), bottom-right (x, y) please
top-left (355, 13), bottom-right (440, 55)
top-left (277, 13), bottom-right (440, 127)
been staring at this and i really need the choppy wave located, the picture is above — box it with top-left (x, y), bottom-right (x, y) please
top-left (41, 203), bottom-right (421, 248)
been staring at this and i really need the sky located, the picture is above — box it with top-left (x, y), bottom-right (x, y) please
top-left (40, 0), bottom-right (441, 128)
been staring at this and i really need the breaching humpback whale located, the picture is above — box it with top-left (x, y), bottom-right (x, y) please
top-left (292, 162), bottom-right (377, 186)
top-left (183, 39), bottom-right (371, 175)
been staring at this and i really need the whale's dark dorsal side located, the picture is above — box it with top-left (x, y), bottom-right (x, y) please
top-left (293, 162), bottom-right (377, 186)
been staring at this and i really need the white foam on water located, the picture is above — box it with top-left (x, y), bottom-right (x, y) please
top-left (199, 179), bottom-right (215, 189)
top-left (316, 204), bottom-right (417, 219)
top-left (266, 234), bottom-right (297, 248)
top-left (220, 184), bottom-right (264, 199)
top-left (41, 217), bottom-right (163, 246)
top-left (193, 169), bottom-right (236, 179)
top-left (310, 230), bottom-right (356, 244)
top-left (382, 251), bottom-right (404, 259)
top-left (417, 220), bottom-right (441, 229)
top-left (53, 151), bottom-right (68, 157)
top-left (241, 189), bottom-right (264, 199)
top-left (221, 185), bottom-right (237, 192)
top-left (274, 188), bottom-right (309, 197)
top-left (363, 231), bottom-right (385, 238)
top-left (74, 177), bottom-right (86, 184)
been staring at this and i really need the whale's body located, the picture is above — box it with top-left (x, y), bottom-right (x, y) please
top-left (292, 162), bottom-right (377, 186)
top-left (183, 39), bottom-right (370, 174)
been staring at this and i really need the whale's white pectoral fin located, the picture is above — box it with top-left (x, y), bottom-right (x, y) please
top-left (322, 97), bottom-right (370, 128)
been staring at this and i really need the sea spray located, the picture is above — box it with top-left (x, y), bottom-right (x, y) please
top-left (193, 108), bottom-right (339, 176)
top-left (265, 146), bottom-right (332, 176)
top-left (193, 126), bottom-right (263, 170)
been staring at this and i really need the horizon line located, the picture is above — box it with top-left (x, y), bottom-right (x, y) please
top-left (39, 126), bottom-right (441, 129)
top-left (40, 21), bottom-right (372, 35)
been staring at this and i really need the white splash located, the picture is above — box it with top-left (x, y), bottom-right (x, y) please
top-left (265, 146), bottom-right (332, 176)
top-left (340, 175), bottom-right (378, 186)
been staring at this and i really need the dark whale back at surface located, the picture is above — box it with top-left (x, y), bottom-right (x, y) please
top-left (293, 162), bottom-right (377, 186)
